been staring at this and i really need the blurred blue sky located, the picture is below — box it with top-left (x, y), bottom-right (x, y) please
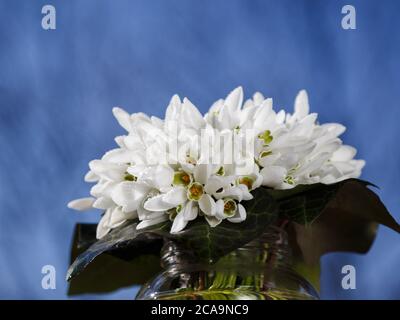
top-left (0, 0), bottom-right (399, 299)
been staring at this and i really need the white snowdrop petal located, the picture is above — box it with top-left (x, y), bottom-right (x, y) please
top-left (84, 171), bottom-right (99, 183)
top-left (102, 149), bottom-right (133, 163)
top-left (252, 92), bottom-right (265, 106)
top-left (90, 180), bottom-right (115, 198)
top-left (260, 166), bottom-right (287, 188)
top-left (162, 187), bottom-right (187, 206)
top-left (315, 140), bottom-right (341, 155)
top-left (182, 98), bottom-right (205, 129)
top-left (294, 90), bottom-right (309, 119)
top-left (137, 215), bottom-right (169, 230)
top-left (254, 98), bottom-right (273, 129)
top-left (214, 199), bottom-right (226, 220)
top-left (237, 184), bottom-right (253, 201)
top-left (170, 212), bottom-right (189, 233)
top-left (137, 205), bottom-right (165, 220)
top-left (204, 176), bottom-right (224, 195)
top-left (213, 186), bottom-right (246, 201)
top-left (228, 204), bottom-right (247, 223)
top-left (194, 163), bottom-right (212, 185)
top-left (89, 160), bottom-right (126, 180)
top-left (144, 194), bottom-right (175, 212)
top-left (112, 107), bottom-right (132, 132)
top-left (109, 207), bottom-right (137, 228)
top-left (352, 159), bottom-right (366, 172)
top-left (258, 153), bottom-right (281, 168)
top-left (331, 145), bottom-right (357, 162)
top-left (276, 110), bottom-right (286, 124)
top-left (204, 175), bottom-right (234, 195)
top-left (165, 94), bottom-right (182, 123)
top-left (111, 182), bottom-right (150, 212)
top-left (225, 86), bottom-right (243, 112)
top-left (297, 153), bottom-right (331, 176)
top-left (126, 164), bottom-right (147, 178)
top-left (123, 135), bottom-right (143, 150)
top-left (154, 165), bottom-right (174, 189)
top-left (108, 207), bottom-right (126, 227)
top-left (198, 194), bottom-right (216, 216)
top-left (205, 215), bottom-right (222, 228)
top-left (183, 201), bottom-right (198, 221)
top-left (151, 116), bottom-right (164, 128)
top-left (114, 135), bottom-right (126, 148)
top-left (332, 162), bottom-right (358, 175)
top-left (92, 197), bottom-right (114, 210)
top-left (67, 197), bottom-right (95, 211)
top-left (321, 123), bottom-right (346, 136)
top-left (96, 210), bottom-right (112, 239)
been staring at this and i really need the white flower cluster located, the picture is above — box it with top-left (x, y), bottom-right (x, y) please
top-left (68, 87), bottom-right (364, 238)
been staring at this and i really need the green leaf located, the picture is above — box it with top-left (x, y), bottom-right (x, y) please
top-left (66, 221), bottom-right (169, 291)
top-left (68, 252), bottom-right (161, 295)
top-left (268, 179), bottom-right (380, 225)
top-left (274, 179), bottom-right (400, 265)
top-left (273, 181), bottom-right (354, 225)
top-left (166, 187), bottom-right (279, 263)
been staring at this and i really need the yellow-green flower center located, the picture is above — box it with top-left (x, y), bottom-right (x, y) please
top-left (173, 171), bottom-right (191, 186)
top-left (223, 199), bottom-right (237, 217)
top-left (187, 182), bottom-right (204, 201)
top-left (238, 176), bottom-right (254, 190)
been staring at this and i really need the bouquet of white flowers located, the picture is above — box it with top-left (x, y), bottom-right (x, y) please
top-left (66, 88), bottom-right (399, 299)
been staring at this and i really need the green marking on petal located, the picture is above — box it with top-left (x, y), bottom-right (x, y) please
top-left (187, 182), bottom-right (204, 201)
top-left (217, 166), bottom-right (225, 176)
top-left (168, 204), bottom-right (183, 221)
top-left (258, 130), bottom-right (273, 145)
top-left (284, 175), bottom-right (295, 185)
top-left (186, 154), bottom-right (197, 165)
top-left (260, 150), bottom-right (273, 158)
top-left (124, 173), bottom-right (137, 181)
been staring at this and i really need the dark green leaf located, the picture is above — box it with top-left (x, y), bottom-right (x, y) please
top-left (74, 223), bottom-right (97, 249)
top-left (68, 252), bottom-right (161, 295)
top-left (66, 221), bottom-right (169, 288)
top-left (281, 179), bottom-right (400, 265)
top-left (166, 187), bottom-right (279, 263)
top-left (274, 181), bottom-right (350, 225)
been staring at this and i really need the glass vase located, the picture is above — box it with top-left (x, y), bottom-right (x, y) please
top-left (136, 225), bottom-right (319, 300)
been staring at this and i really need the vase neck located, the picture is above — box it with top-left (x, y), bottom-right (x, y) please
top-left (160, 225), bottom-right (291, 270)
top-left (137, 225), bottom-right (319, 300)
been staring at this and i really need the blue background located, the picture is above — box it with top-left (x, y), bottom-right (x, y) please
top-left (0, 0), bottom-right (399, 299)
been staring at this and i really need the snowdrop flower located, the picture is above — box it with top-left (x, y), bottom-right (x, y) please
top-left (69, 87), bottom-right (364, 237)
top-left (250, 90), bottom-right (364, 189)
top-left (141, 163), bottom-right (254, 233)
top-left (205, 87), bottom-right (244, 130)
